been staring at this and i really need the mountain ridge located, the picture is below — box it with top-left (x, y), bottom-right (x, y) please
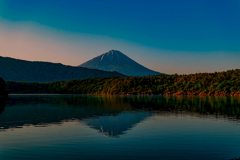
top-left (0, 56), bottom-right (125, 82)
top-left (79, 50), bottom-right (164, 76)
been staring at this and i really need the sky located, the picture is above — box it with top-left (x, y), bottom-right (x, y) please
top-left (0, 0), bottom-right (239, 74)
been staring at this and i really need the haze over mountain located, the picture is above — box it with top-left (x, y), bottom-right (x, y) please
top-left (0, 56), bottom-right (125, 82)
top-left (79, 50), bottom-right (164, 76)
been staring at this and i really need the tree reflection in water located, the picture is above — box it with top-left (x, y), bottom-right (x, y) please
top-left (0, 95), bottom-right (240, 137)
top-left (0, 98), bottom-right (6, 116)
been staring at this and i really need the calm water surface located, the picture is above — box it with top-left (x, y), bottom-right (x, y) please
top-left (0, 95), bottom-right (240, 160)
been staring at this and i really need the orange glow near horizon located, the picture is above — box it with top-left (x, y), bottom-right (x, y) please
top-left (0, 20), bottom-right (239, 75)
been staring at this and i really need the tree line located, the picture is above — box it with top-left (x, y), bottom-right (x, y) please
top-left (6, 69), bottom-right (240, 96)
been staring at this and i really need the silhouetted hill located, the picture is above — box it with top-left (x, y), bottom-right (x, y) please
top-left (79, 50), bottom-right (164, 76)
top-left (0, 77), bottom-right (8, 97)
top-left (0, 56), bottom-right (125, 82)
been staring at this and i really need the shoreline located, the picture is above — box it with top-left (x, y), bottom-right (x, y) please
top-left (7, 93), bottom-right (240, 97)
top-left (6, 69), bottom-right (240, 98)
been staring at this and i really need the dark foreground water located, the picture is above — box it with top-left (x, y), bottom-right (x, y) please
top-left (0, 95), bottom-right (240, 160)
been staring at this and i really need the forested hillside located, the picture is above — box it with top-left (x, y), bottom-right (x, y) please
top-left (0, 56), bottom-right (125, 82)
top-left (6, 69), bottom-right (240, 96)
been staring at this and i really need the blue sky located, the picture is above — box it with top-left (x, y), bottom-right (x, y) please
top-left (0, 0), bottom-right (239, 74)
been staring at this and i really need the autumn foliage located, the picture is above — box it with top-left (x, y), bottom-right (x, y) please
top-left (6, 69), bottom-right (240, 96)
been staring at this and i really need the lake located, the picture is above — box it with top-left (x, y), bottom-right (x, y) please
top-left (0, 95), bottom-right (240, 160)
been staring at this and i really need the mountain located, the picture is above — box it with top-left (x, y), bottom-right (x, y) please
top-left (79, 50), bottom-right (164, 76)
top-left (0, 56), bottom-right (125, 82)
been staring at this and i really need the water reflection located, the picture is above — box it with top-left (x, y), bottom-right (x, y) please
top-left (0, 98), bottom-right (6, 116)
top-left (0, 95), bottom-right (132, 131)
top-left (127, 95), bottom-right (240, 118)
top-left (0, 95), bottom-right (240, 137)
top-left (84, 112), bottom-right (150, 137)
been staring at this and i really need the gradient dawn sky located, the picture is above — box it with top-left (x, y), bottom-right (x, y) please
top-left (0, 0), bottom-right (239, 74)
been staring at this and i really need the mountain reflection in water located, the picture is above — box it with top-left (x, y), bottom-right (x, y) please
top-left (84, 112), bottom-right (149, 137)
top-left (0, 95), bottom-right (240, 137)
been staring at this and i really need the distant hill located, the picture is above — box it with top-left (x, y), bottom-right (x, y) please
top-left (79, 50), bottom-right (164, 76)
top-left (0, 56), bottom-right (125, 82)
